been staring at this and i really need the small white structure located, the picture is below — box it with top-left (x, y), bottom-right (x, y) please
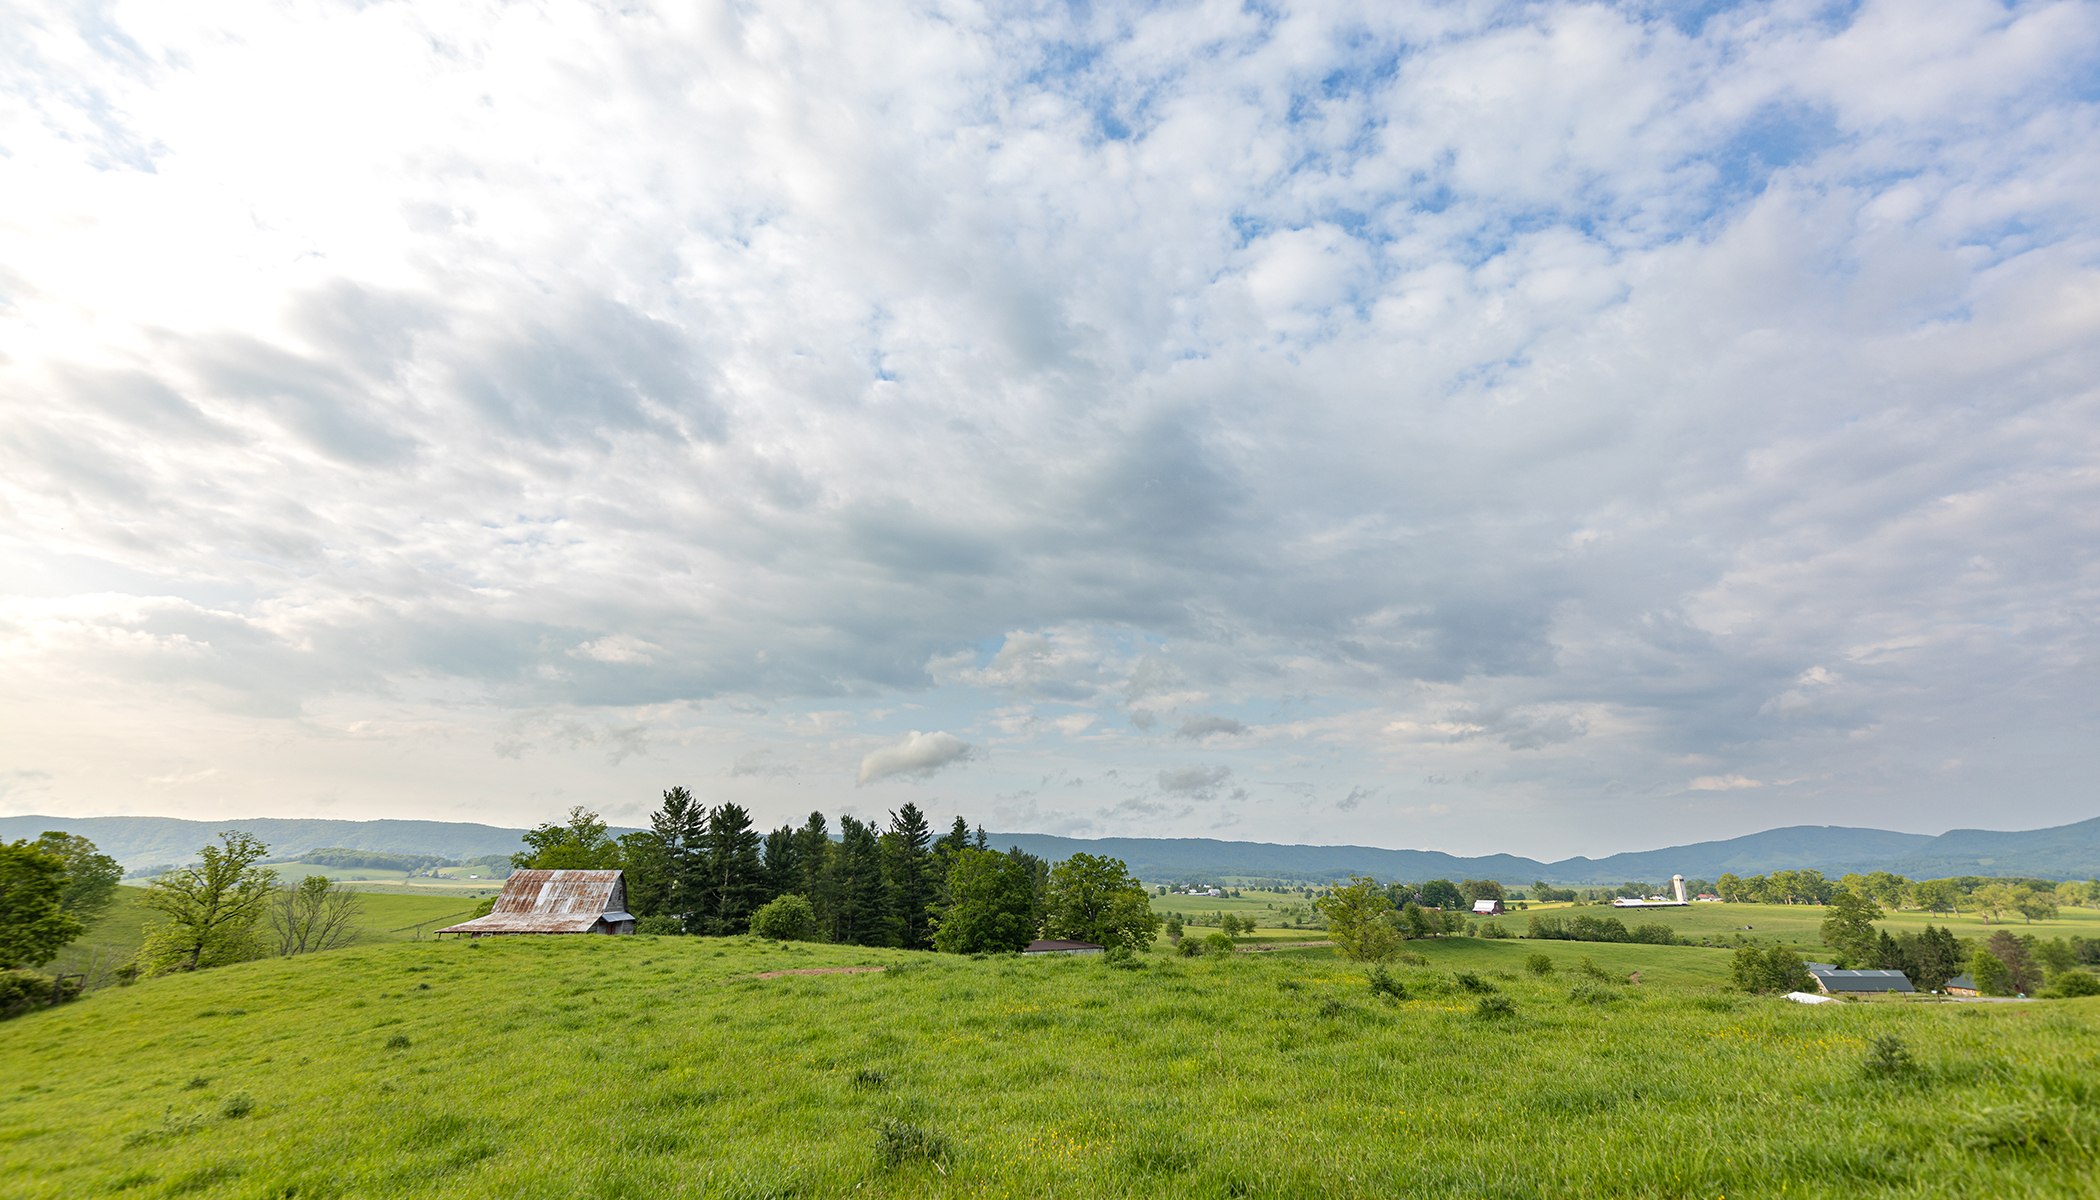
top-left (1611, 874), bottom-right (1691, 908)
top-left (1471, 899), bottom-right (1505, 915)
top-left (1784, 991), bottom-right (1836, 1005)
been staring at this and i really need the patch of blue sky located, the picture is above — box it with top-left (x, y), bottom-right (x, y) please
top-left (1699, 101), bottom-right (1842, 206)
top-left (1619, 0), bottom-right (1764, 39)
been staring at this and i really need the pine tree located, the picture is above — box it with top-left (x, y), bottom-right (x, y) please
top-left (793, 812), bottom-right (835, 940)
top-left (831, 816), bottom-right (887, 945)
top-left (882, 802), bottom-right (937, 950)
top-left (695, 803), bottom-right (766, 936)
top-left (762, 825), bottom-right (800, 901)
top-left (649, 787), bottom-right (707, 925)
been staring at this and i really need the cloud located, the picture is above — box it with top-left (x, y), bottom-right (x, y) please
top-left (569, 635), bottom-right (663, 665)
top-left (1688, 775), bottom-right (1765, 792)
top-left (1174, 714), bottom-right (1247, 740)
top-left (1157, 765), bottom-right (1233, 798)
top-left (856, 731), bottom-right (981, 786)
top-left (0, 0), bottom-right (2095, 854)
top-left (727, 749), bottom-right (795, 779)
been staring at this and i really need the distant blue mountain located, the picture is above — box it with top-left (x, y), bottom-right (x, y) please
top-left (5, 811), bottom-right (2095, 883)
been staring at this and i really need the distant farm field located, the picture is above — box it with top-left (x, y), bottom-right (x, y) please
top-left (7, 934), bottom-right (2099, 1198)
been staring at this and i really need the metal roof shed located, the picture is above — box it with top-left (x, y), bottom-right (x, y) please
top-left (1021, 939), bottom-right (1104, 955)
top-left (437, 870), bottom-right (637, 937)
top-left (1808, 967), bottom-right (1916, 994)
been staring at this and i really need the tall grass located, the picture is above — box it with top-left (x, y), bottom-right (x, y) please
top-left (3, 934), bottom-right (2095, 1197)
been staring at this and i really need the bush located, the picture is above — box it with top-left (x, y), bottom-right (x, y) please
top-left (1729, 945), bottom-right (1813, 993)
top-left (2041, 971), bottom-right (2100, 998)
top-left (749, 894), bottom-right (816, 942)
top-left (1524, 954), bottom-right (1554, 976)
top-left (1567, 982), bottom-right (1619, 1005)
top-left (0, 969), bottom-right (81, 1020)
top-left (1480, 922), bottom-right (1510, 938)
top-left (1630, 923), bottom-right (1681, 946)
top-left (1366, 964), bottom-right (1408, 1001)
top-left (1453, 970), bottom-right (1496, 993)
top-left (1475, 995), bottom-right (1517, 1019)
top-left (385, 1033), bottom-right (411, 1049)
top-left (218, 1093), bottom-right (256, 1119)
top-left (1861, 1036), bottom-right (1916, 1079)
top-left (1175, 936), bottom-right (1203, 957)
top-left (1203, 932), bottom-right (1235, 956)
top-left (633, 915), bottom-right (683, 936)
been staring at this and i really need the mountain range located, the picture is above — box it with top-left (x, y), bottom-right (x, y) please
top-left (5, 812), bottom-right (2096, 883)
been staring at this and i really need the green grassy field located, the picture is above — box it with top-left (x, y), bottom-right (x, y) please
top-left (7, 932), bottom-right (2099, 1199)
top-left (43, 887), bottom-right (494, 985)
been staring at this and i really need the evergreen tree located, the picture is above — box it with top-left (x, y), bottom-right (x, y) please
top-left (793, 812), bottom-right (835, 939)
top-left (695, 804), bottom-right (766, 936)
top-left (881, 802), bottom-right (937, 950)
top-left (973, 824), bottom-right (990, 851)
top-left (830, 815), bottom-right (887, 945)
top-left (617, 830), bottom-right (675, 918)
top-left (649, 787), bottom-right (707, 923)
top-left (762, 825), bottom-right (800, 902)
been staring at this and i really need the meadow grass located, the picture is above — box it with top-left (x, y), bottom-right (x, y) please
top-left (5, 934), bottom-right (2098, 1198)
top-left (42, 888), bottom-right (497, 984)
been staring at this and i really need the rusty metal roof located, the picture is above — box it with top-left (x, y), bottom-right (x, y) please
top-left (437, 869), bottom-right (629, 935)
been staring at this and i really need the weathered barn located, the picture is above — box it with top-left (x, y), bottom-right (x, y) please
top-left (1471, 899), bottom-right (1506, 916)
top-left (437, 869), bottom-right (637, 937)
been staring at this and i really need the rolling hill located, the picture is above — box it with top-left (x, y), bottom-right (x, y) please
top-left (6, 811), bottom-right (2095, 883)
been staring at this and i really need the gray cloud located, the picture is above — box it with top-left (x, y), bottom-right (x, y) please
top-left (1157, 765), bottom-right (1233, 798)
top-left (1174, 714), bottom-right (1247, 740)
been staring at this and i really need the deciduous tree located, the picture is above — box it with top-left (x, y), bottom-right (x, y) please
top-left (1042, 853), bottom-right (1160, 952)
top-left (137, 832), bottom-right (277, 974)
top-left (1820, 889), bottom-right (1884, 962)
top-left (0, 839), bottom-right (84, 968)
top-left (269, 875), bottom-right (362, 956)
top-left (1315, 875), bottom-right (1399, 961)
top-left (514, 807), bottom-right (622, 870)
top-left (33, 832), bottom-right (122, 927)
top-left (931, 849), bottom-right (1038, 954)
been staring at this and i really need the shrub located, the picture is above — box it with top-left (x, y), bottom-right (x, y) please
top-left (1366, 964), bottom-right (1408, 1001)
top-left (1567, 982), bottom-right (1619, 1005)
top-left (633, 916), bottom-right (683, 936)
top-left (1453, 970), bottom-right (1496, 994)
top-left (385, 1034), bottom-right (411, 1050)
top-left (1524, 954), bottom-right (1554, 976)
top-left (1480, 922), bottom-right (1510, 939)
top-left (1203, 932), bottom-right (1235, 956)
top-left (1861, 1035), bottom-right (1916, 1080)
top-left (1475, 995), bottom-right (1517, 1019)
top-left (1175, 936), bottom-right (1203, 957)
top-left (851, 1069), bottom-right (889, 1090)
top-left (0, 969), bottom-right (81, 1020)
top-left (749, 894), bottom-right (816, 942)
top-left (1103, 945), bottom-right (1145, 970)
top-left (874, 1119), bottom-right (949, 1170)
top-left (1729, 945), bottom-right (1812, 993)
top-left (2041, 971), bottom-right (2100, 998)
top-left (1630, 923), bottom-right (1680, 946)
top-left (218, 1093), bottom-right (256, 1119)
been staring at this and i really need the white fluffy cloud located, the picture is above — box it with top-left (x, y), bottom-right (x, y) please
top-left (857, 732), bottom-right (982, 787)
top-left (1, 0), bottom-right (2096, 855)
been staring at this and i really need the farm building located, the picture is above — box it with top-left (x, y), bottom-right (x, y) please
top-left (1944, 974), bottom-right (1980, 997)
top-left (1805, 964), bottom-right (1916, 995)
top-left (1471, 899), bottom-right (1505, 915)
top-left (1021, 939), bottom-right (1104, 955)
top-left (437, 869), bottom-right (637, 937)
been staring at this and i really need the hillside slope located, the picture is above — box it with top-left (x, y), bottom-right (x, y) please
top-left (3, 935), bottom-right (2095, 1198)
top-left (0, 815), bottom-right (641, 869)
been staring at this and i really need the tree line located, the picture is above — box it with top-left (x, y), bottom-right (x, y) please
top-left (500, 791), bottom-right (1162, 954)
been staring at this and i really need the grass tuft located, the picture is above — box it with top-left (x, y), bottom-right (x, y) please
top-left (874, 1119), bottom-right (949, 1171)
top-left (1474, 995), bottom-right (1517, 1020)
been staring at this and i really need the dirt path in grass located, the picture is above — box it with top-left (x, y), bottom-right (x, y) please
top-left (746, 966), bottom-right (888, 979)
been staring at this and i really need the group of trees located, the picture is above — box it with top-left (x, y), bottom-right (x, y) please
top-left (1715, 869), bottom-right (2097, 920)
top-left (1309, 875), bottom-right (1488, 960)
top-left (1, 833), bottom-right (121, 970)
top-left (510, 793), bottom-right (1162, 954)
top-left (1526, 913), bottom-right (1683, 946)
top-left (1, 829), bottom-right (366, 1000)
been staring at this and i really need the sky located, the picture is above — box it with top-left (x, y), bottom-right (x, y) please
top-left (2, 0), bottom-right (2097, 859)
